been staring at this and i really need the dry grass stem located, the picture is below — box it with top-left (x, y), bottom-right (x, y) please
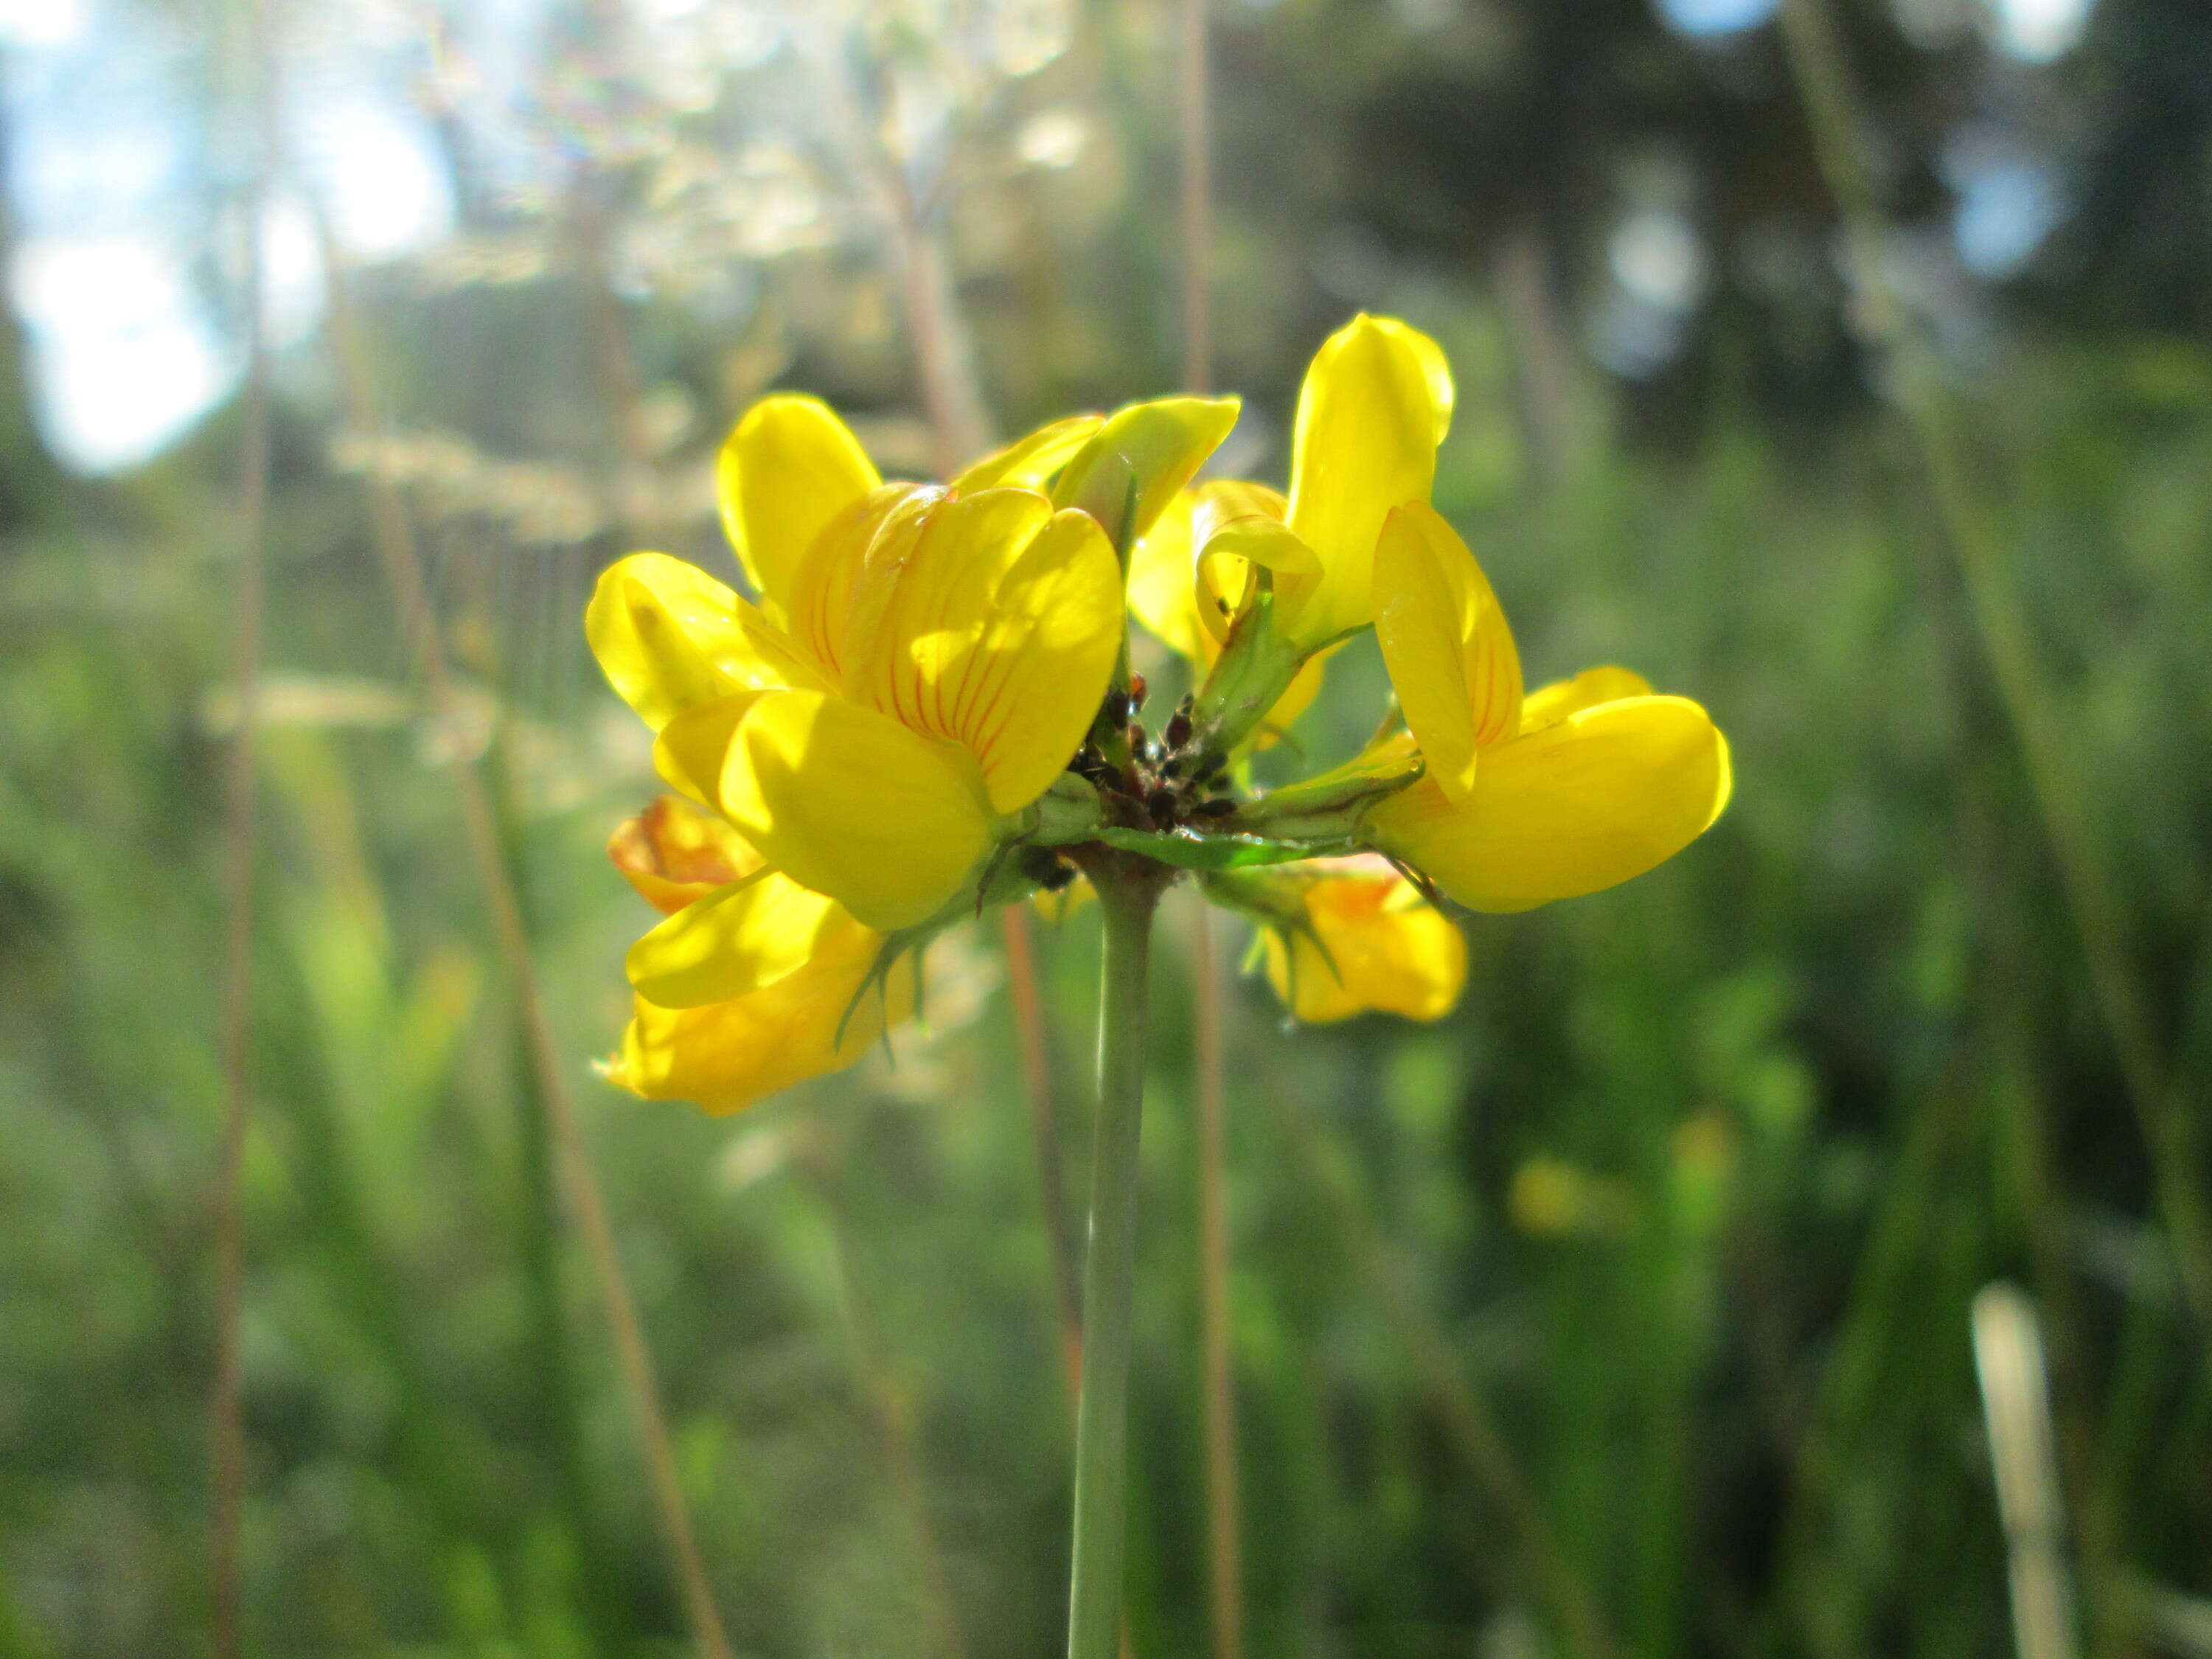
top-left (1972, 1284), bottom-right (2079, 1659)
top-left (210, 62), bottom-right (274, 1655)
top-left (316, 218), bottom-right (734, 1659)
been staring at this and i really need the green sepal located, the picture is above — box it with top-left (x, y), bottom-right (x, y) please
top-left (1234, 743), bottom-right (1425, 827)
top-left (1186, 584), bottom-right (1312, 759)
top-left (1019, 771), bottom-right (1106, 846)
top-left (1197, 868), bottom-right (1345, 1006)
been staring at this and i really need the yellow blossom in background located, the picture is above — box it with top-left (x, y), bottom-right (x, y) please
top-left (602, 795), bottom-right (915, 1114)
top-left (607, 794), bottom-right (757, 914)
top-left (1257, 855), bottom-right (1466, 1023)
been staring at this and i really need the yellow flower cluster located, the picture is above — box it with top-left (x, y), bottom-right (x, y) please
top-left (586, 316), bottom-right (1731, 1111)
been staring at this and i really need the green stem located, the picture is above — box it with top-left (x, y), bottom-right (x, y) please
top-left (1066, 860), bottom-right (1165, 1659)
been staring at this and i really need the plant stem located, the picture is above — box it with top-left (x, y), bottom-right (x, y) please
top-left (1066, 863), bottom-right (1165, 1659)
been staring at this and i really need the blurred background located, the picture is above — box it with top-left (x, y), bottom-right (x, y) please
top-left (4, 0), bottom-right (2211, 1653)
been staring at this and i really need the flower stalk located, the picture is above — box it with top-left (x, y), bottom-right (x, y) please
top-left (1065, 855), bottom-right (1169, 1659)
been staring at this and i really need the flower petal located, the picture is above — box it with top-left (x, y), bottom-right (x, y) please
top-left (1127, 490), bottom-right (1208, 663)
top-left (786, 484), bottom-right (944, 683)
top-left (608, 796), bottom-right (764, 914)
top-left (608, 930), bottom-right (917, 1115)
top-left (652, 692), bottom-right (770, 813)
top-left (717, 394), bottom-right (880, 612)
top-left (627, 866), bottom-right (850, 1009)
top-left (1197, 516), bottom-right (1324, 645)
top-left (1369, 695), bottom-right (1731, 911)
top-left (1283, 315), bottom-right (1454, 645)
top-left (584, 552), bottom-right (811, 731)
top-left (1052, 396), bottom-right (1240, 552)
top-left (1519, 666), bottom-right (1653, 733)
top-left (952, 414), bottom-right (1105, 492)
top-left (1373, 501), bottom-right (1522, 801)
top-left (846, 490), bottom-right (1123, 813)
top-left (720, 689), bottom-right (995, 929)
top-left (1262, 861), bottom-right (1467, 1023)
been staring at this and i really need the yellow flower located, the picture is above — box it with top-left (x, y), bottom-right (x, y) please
top-left (1364, 501), bottom-right (1731, 910)
top-left (590, 392), bottom-right (1238, 933)
top-left (591, 468), bottom-right (1102, 933)
top-left (603, 796), bottom-right (915, 1114)
top-left (1161, 315), bottom-right (1453, 660)
top-left (1259, 855), bottom-right (1467, 1023)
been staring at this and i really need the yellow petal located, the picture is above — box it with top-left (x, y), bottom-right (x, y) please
top-left (1126, 488), bottom-right (1329, 742)
top-left (785, 484), bottom-right (943, 683)
top-left (584, 552), bottom-right (810, 731)
top-left (1196, 516), bottom-right (1324, 647)
top-left (1519, 666), bottom-right (1654, 733)
top-left (1128, 481), bottom-right (1307, 658)
top-left (1372, 501), bottom-right (1522, 801)
top-left (1127, 490), bottom-right (1209, 663)
top-left (720, 689), bottom-right (995, 930)
top-left (626, 866), bottom-right (849, 1009)
top-left (608, 927), bottom-right (917, 1115)
top-left (1368, 695), bottom-right (1731, 911)
top-left (652, 692), bottom-right (770, 813)
top-left (1262, 650), bottom-right (1329, 737)
top-left (1283, 315), bottom-right (1454, 646)
top-left (952, 414), bottom-right (1105, 492)
top-left (1051, 396), bottom-right (1240, 552)
top-left (1262, 858), bottom-right (1467, 1023)
top-left (1032, 872), bottom-right (1093, 925)
top-left (717, 394), bottom-right (880, 612)
top-left (608, 796), bottom-right (765, 915)
top-left (846, 490), bottom-right (1123, 813)
top-left (1191, 480), bottom-right (1288, 539)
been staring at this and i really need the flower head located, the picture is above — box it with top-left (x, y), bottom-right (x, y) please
top-left (585, 319), bottom-right (1728, 1116)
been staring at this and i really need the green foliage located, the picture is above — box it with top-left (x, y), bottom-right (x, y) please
top-left (4, 331), bottom-right (2208, 1654)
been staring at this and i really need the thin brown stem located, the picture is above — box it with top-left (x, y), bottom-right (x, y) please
top-left (1778, 0), bottom-right (2212, 1334)
top-left (316, 218), bottom-right (734, 1659)
top-left (211, 19), bottom-right (274, 1644)
top-left (1178, 0), bottom-right (1212, 395)
top-left (804, 12), bottom-right (991, 473)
